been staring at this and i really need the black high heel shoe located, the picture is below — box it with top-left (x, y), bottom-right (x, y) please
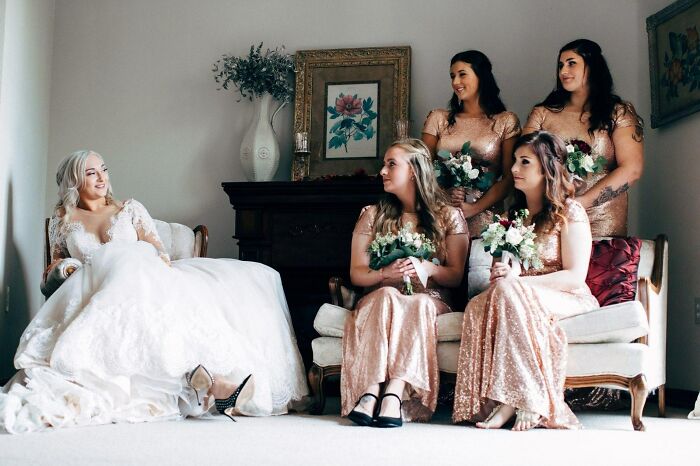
top-left (375, 393), bottom-right (403, 428)
top-left (347, 393), bottom-right (378, 426)
top-left (186, 365), bottom-right (254, 422)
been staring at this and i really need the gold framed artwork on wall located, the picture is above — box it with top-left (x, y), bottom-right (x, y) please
top-left (647, 0), bottom-right (700, 128)
top-left (293, 46), bottom-right (410, 178)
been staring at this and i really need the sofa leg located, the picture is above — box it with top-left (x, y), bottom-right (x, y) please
top-left (657, 384), bottom-right (666, 418)
top-left (307, 364), bottom-right (326, 415)
top-left (630, 374), bottom-right (648, 431)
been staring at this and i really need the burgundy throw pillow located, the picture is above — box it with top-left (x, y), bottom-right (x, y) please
top-left (585, 237), bottom-right (642, 307)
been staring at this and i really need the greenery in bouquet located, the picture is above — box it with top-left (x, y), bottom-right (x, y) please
top-left (565, 139), bottom-right (606, 180)
top-left (481, 209), bottom-right (543, 271)
top-left (212, 42), bottom-right (294, 102)
top-left (433, 142), bottom-right (495, 191)
top-left (368, 223), bottom-right (437, 294)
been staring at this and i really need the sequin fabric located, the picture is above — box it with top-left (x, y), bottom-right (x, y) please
top-left (341, 206), bottom-right (468, 422)
top-left (523, 102), bottom-right (643, 236)
top-left (452, 199), bottom-right (599, 428)
top-left (423, 109), bottom-right (521, 236)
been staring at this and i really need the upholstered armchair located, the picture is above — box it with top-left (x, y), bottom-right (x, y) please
top-left (41, 218), bottom-right (208, 298)
top-left (308, 235), bottom-right (667, 431)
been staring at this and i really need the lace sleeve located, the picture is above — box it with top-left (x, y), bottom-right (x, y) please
top-left (126, 199), bottom-right (170, 261)
top-left (48, 215), bottom-right (69, 263)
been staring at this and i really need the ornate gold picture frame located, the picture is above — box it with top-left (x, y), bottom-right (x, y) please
top-left (293, 46), bottom-right (410, 178)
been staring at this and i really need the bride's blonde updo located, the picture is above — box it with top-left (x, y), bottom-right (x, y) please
top-left (55, 150), bottom-right (118, 225)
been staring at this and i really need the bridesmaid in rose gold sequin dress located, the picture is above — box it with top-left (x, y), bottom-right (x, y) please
top-left (523, 39), bottom-right (644, 237)
top-left (452, 132), bottom-right (599, 430)
top-left (422, 50), bottom-right (521, 237)
top-left (341, 139), bottom-right (469, 427)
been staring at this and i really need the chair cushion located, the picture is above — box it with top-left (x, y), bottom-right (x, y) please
top-left (468, 238), bottom-right (491, 298)
top-left (313, 303), bottom-right (349, 338)
top-left (154, 220), bottom-right (195, 260)
top-left (558, 300), bottom-right (648, 344)
top-left (566, 343), bottom-right (648, 380)
top-left (312, 337), bottom-right (343, 367)
top-left (585, 237), bottom-right (642, 307)
top-left (314, 303), bottom-right (465, 342)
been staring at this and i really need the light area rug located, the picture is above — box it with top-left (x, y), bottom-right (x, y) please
top-left (0, 398), bottom-right (695, 466)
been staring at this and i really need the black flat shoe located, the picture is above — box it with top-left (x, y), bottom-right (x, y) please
top-left (375, 393), bottom-right (403, 428)
top-left (347, 393), bottom-right (378, 426)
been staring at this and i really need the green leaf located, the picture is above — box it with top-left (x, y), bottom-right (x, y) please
top-left (330, 120), bottom-right (342, 133)
top-left (329, 135), bottom-right (344, 149)
top-left (364, 125), bottom-right (375, 139)
top-left (353, 131), bottom-right (364, 141)
top-left (340, 118), bottom-right (354, 129)
top-left (363, 97), bottom-right (373, 111)
top-left (366, 110), bottom-right (377, 119)
top-left (461, 141), bottom-right (471, 155)
top-left (436, 149), bottom-right (452, 161)
top-left (361, 116), bottom-right (373, 126)
top-left (327, 105), bottom-right (338, 115)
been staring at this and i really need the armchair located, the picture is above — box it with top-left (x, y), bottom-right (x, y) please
top-left (308, 235), bottom-right (668, 431)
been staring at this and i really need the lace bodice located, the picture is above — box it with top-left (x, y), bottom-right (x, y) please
top-left (48, 199), bottom-right (169, 264)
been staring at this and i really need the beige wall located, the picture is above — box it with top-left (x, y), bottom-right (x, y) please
top-left (0, 0), bottom-right (55, 379)
top-left (0, 0), bottom-right (693, 389)
top-left (638, 0), bottom-right (700, 392)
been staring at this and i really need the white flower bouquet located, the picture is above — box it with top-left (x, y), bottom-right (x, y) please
top-left (481, 209), bottom-right (542, 273)
top-left (368, 223), bottom-right (437, 295)
top-left (565, 139), bottom-right (606, 180)
top-left (433, 142), bottom-right (495, 192)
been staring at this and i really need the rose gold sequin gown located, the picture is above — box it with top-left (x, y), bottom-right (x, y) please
top-left (341, 205), bottom-right (468, 422)
top-left (452, 199), bottom-right (599, 429)
top-left (524, 102), bottom-right (643, 236)
top-left (422, 110), bottom-right (521, 237)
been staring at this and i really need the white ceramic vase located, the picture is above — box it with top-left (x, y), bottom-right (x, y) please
top-left (240, 93), bottom-right (285, 182)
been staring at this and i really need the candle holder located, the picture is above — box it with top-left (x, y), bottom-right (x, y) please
top-left (292, 132), bottom-right (311, 181)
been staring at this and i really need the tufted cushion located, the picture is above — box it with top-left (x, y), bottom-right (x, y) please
top-left (312, 337), bottom-right (343, 367)
top-left (154, 220), bottom-right (196, 260)
top-left (585, 237), bottom-right (642, 307)
top-left (559, 301), bottom-right (648, 344)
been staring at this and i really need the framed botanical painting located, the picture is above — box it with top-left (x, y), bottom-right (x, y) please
top-left (647, 0), bottom-right (700, 128)
top-left (294, 46), bottom-right (410, 178)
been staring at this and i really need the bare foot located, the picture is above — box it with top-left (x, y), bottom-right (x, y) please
top-left (512, 410), bottom-right (541, 431)
top-left (476, 404), bottom-right (516, 429)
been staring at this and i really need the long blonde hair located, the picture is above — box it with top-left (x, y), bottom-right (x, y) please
top-left (373, 139), bottom-right (449, 256)
top-left (55, 150), bottom-right (117, 225)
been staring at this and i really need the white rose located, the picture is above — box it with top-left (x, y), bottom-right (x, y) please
top-left (581, 154), bottom-right (595, 172)
top-left (566, 144), bottom-right (575, 153)
top-left (467, 168), bottom-right (479, 179)
top-left (461, 162), bottom-right (472, 172)
top-left (505, 226), bottom-right (524, 245)
top-left (414, 239), bottom-right (422, 248)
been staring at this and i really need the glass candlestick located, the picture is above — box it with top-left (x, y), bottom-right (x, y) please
top-left (292, 132), bottom-right (310, 181)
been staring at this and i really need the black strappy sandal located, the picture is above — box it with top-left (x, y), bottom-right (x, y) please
top-left (347, 393), bottom-right (378, 426)
top-left (375, 393), bottom-right (403, 428)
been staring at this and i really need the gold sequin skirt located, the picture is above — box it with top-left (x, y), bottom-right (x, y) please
top-left (452, 277), bottom-right (598, 428)
top-left (341, 286), bottom-right (451, 422)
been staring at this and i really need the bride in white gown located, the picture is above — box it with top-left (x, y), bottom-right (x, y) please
top-left (0, 150), bottom-right (308, 434)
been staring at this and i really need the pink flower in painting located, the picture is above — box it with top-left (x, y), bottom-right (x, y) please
top-left (335, 94), bottom-right (362, 116)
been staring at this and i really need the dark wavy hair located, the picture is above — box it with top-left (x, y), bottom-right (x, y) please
top-left (447, 50), bottom-right (507, 127)
top-left (509, 131), bottom-right (575, 233)
top-left (537, 39), bottom-right (637, 137)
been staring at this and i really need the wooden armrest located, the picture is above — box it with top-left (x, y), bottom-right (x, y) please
top-left (329, 277), bottom-right (362, 309)
top-left (329, 277), bottom-right (345, 307)
top-left (649, 234), bottom-right (667, 293)
top-left (193, 225), bottom-right (208, 258)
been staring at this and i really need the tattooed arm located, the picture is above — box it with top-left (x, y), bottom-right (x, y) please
top-left (577, 125), bottom-right (644, 208)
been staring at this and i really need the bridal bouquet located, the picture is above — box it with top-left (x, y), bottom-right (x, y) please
top-left (368, 223), bottom-right (437, 295)
top-left (433, 142), bottom-right (495, 192)
top-left (481, 209), bottom-right (542, 272)
top-left (565, 139), bottom-right (606, 180)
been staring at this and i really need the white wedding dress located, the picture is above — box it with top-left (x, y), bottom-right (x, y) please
top-left (0, 199), bottom-right (308, 434)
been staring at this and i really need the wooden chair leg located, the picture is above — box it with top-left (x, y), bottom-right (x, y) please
top-left (630, 374), bottom-right (649, 431)
top-left (307, 364), bottom-right (326, 415)
top-left (657, 384), bottom-right (666, 418)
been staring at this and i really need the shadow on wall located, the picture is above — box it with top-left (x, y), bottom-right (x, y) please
top-left (0, 182), bottom-right (31, 383)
